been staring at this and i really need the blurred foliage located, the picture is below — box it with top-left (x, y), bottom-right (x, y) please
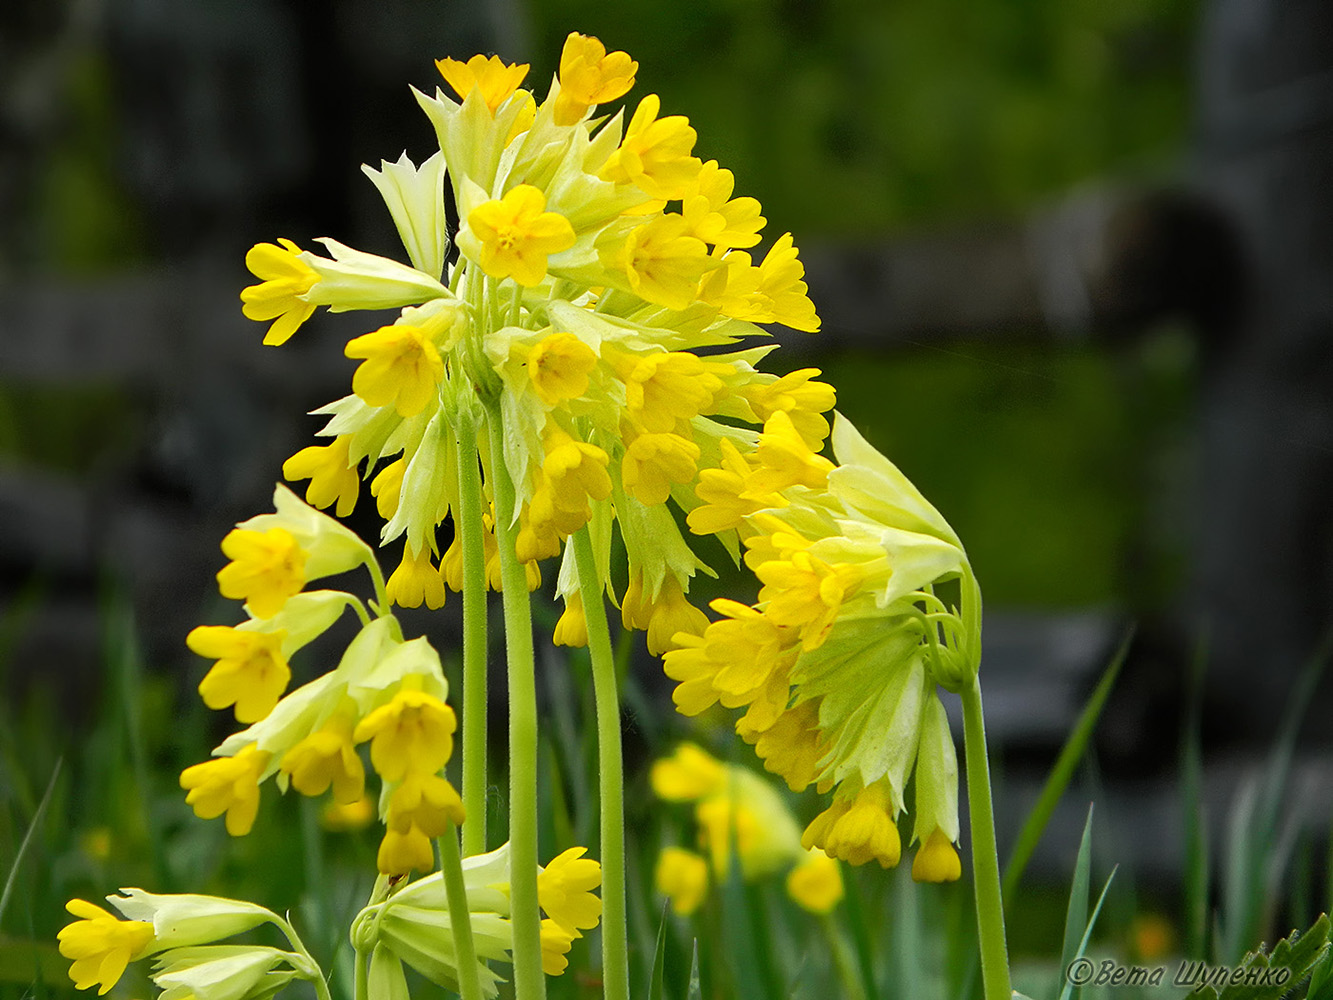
top-left (527, 0), bottom-right (1198, 235)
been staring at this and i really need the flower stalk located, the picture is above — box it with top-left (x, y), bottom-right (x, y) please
top-left (437, 824), bottom-right (486, 1000)
top-left (456, 405), bottom-right (490, 856)
top-left (572, 527), bottom-right (629, 1000)
top-left (961, 676), bottom-right (1011, 1000)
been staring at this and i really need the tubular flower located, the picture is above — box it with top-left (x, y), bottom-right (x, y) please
top-left (386, 542), bottom-right (448, 610)
top-left (279, 712), bottom-right (366, 803)
top-left (599, 94), bottom-right (702, 200)
top-left (540, 920), bottom-right (576, 976)
top-left (681, 160), bottom-right (765, 250)
top-left (240, 239), bottom-right (317, 346)
top-left (554, 32), bottom-right (637, 126)
top-left (188, 626), bottom-right (290, 723)
top-left (468, 185), bottom-right (576, 287)
top-left (378, 772), bottom-right (466, 875)
top-left (59, 900), bottom-right (155, 995)
top-left (435, 54), bottom-right (529, 113)
top-left (180, 744), bottom-right (270, 836)
top-left (537, 847), bottom-right (603, 936)
top-left (283, 434), bottom-right (361, 517)
top-left (353, 679), bottom-right (457, 782)
top-left (611, 214), bottom-right (712, 310)
top-left (345, 324), bottom-right (445, 417)
top-left (216, 528), bottom-right (305, 619)
top-left (526, 332), bottom-right (597, 406)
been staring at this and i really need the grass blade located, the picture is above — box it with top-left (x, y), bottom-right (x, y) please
top-left (1058, 865), bottom-right (1118, 1000)
top-left (1059, 804), bottom-right (1096, 993)
top-left (0, 759), bottom-right (62, 927)
top-left (648, 903), bottom-right (669, 1000)
top-left (1002, 630), bottom-right (1129, 903)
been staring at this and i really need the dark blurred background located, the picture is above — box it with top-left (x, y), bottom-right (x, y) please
top-left (3, 0), bottom-right (1332, 894)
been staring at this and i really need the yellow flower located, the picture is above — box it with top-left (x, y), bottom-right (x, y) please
top-left (599, 94), bottom-right (702, 200)
top-left (785, 851), bottom-right (843, 914)
top-left (187, 626), bottom-right (291, 723)
top-left (649, 742), bottom-right (726, 801)
top-left (353, 682), bottom-right (457, 782)
top-left (537, 847), bottom-right (603, 936)
top-left (386, 542), bottom-right (447, 610)
top-left (911, 828), bottom-right (962, 884)
top-left (215, 528), bottom-right (305, 619)
top-left (740, 368), bottom-right (837, 449)
top-left (279, 713), bottom-right (366, 804)
top-left (179, 744), bottom-right (270, 836)
top-left (553, 592), bottom-right (588, 647)
top-left (468, 185), bottom-right (576, 287)
top-left (377, 825), bottom-right (435, 876)
top-left (540, 918), bottom-right (576, 976)
top-left (345, 324), bottom-right (445, 417)
top-left (554, 32), bottom-right (637, 125)
top-left (322, 793), bottom-right (376, 831)
top-left (621, 572), bottom-right (708, 656)
top-left (541, 425), bottom-right (613, 513)
top-left (611, 214), bottom-right (711, 310)
top-left (435, 54), bottom-right (529, 112)
top-left (240, 239), bottom-right (317, 346)
top-left (526, 332), bottom-right (597, 406)
top-left (622, 432), bottom-right (699, 505)
top-left (58, 899), bottom-right (155, 995)
top-left (385, 772), bottom-right (465, 842)
top-left (687, 438), bottom-right (777, 536)
top-left (681, 160), bottom-right (765, 250)
top-left (616, 349), bottom-right (725, 432)
top-left (283, 435), bottom-right (361, 517)
top-left (654, 847), bottom-right (708, 916)
top-left (810, 783), bottom-right (901, 869)
top-left (755, 550), bottom-right (860, 652)
top-left (371, 458), bottom-right (406, 519)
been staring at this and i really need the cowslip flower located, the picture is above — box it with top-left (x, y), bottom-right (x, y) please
top-left (180, 744), bottom-right (270, 836)
top-left (436, 54), bottom-right (529, 113)
top-left (239, 239), bottom-right (317, 346)
top-left (554, 32), bottom-right (637, 126)
top-left (666, 413), bottom-right (977, 878)
top-left (58, 900), bottom-right (155, 995)
top-left (466, 184), bottom-right (576, 287)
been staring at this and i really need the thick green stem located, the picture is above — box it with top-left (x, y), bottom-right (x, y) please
top-left (353, 947), bottom-right (368, 1000)
top-left (571, 528), bottom-right (629, 1000)
top-left (456, 408), bottom-right (489, 856)
top-left (484, 406), bottom-right (546, 1000)
top-left (438, 824), bottom-right (487, 1000)
top-left (960, 676), bottom-right (1011, 1000)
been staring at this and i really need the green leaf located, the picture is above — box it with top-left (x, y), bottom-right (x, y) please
top-left (1059, 803), bottom-right (1097, 989)
top-left (1002, 631), bottom-right (1129, 903)
top-left (1059, 865), bottom-right (1118, 1000)
top-left (1191, 913), bottom-right (1330, 1000)
top-left (0, 759), bottom-right (61, 927)
top-left (686, 940), bottom-right (702, 1000)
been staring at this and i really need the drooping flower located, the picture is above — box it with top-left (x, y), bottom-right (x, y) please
top-left (537, 847), bottom-right (603, 936)
top-left (179, 744), bottom-right (270, 836)
top-left (188, 626), bottom-right (290, 723)
top-left (58, 900), bottom-right (155, 995)
top-left (240, 239), bottom-right (317, 346)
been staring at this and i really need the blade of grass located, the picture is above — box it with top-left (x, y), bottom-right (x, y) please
top-left (895, 868), bottom-right (924, 1000)
top-left (648, 903), bottom-right (669, 1000)
top-left (1002, 630), bottom-right (1130, 904)
top-left (1059, 804), bottom-right (1096, 987)
top-left (841, 867), bottom-right (882, 1000)
top-left (686, 939), bottom-right (702, 1000)
top-left (0, 759), bottom-right (62, 927)
top-left (1058, 865), bottom-right (1118, 1000)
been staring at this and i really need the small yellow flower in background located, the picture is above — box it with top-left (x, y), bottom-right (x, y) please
top-left (240, 238), bottom-right (317, 346)
top-left (322, 793), bottom-right (376, 832)
top-left (554, 32), bottom-right (637, 126)
top-left (386, 542), bottom-right (447, 610)
top-left (345, 324), bottom-right (445, 417)
top-left (785, 851), bottom-right (844, 914)
top-left (279, 712), bottom-right (366, 803)
top-left (539, 918), bottom-right (576, 976)
top-left (599, 94), bottom-right (702, 200)
top-left (180, 744), bottom-right (270, 836)
top-left (282, 435), bottom-right (361, 517)
top-left (80, 827), bottom-right (113, 862)
top-left (654, 847), bottom-right (708, 916)
top-left (537, 847), bottom-right (603, 936)
top-left (1130, 913), bottom-right (1176, 962)
top-left (354, 681), bottom-right (457, 782)
top-left (187, 625), bottom-right (290, 723)
top-left (468, 184), bottom-right (576, 287)
top-left (526, 332), bottom-right (597, 406)
top-left (650, 743), bottom-right (726, 801)
top-left (435, 54), bottom-right (530, 113)
top-left (215, 528), bottom-right (306, 619)
top-left (58, 899), bottom-right (154, 995)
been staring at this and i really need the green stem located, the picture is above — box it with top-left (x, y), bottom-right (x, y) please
top-left (354, 947), bottom-right (368, 1000)
top-left (484, 405), bottom-right (546, 1000)
top-left (456, 407), bottom-right (489, 856)
top-left (364, 551), bottom-right (390, 616)
top-left (960, 676), bottom-right (1011, 1000)
top-left (571, 528), bottom-right (629, 1000)
top-left (273, 916), bottom-right (333, 1000)
top-left (438, 824), bottom-right (487, 1000)
top-left (821, 914), bottom-right (867, 1000)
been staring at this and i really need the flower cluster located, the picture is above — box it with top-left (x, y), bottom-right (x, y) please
top-left (664, 414), bottom-right (978, 881)
top-left (238, 31), bottom-right (831, 656)
top-left (650, 743), bottom-right (843, 916)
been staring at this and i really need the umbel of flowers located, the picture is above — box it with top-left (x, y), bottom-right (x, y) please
top-left (60, 30), bottom-right (1014, 1000)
